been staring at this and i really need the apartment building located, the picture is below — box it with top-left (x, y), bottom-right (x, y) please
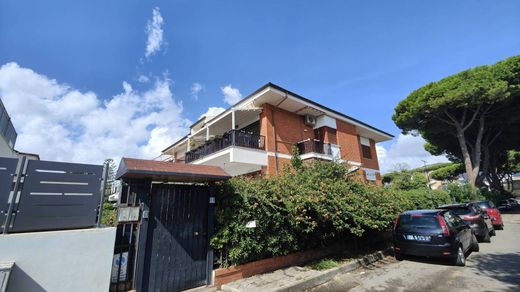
top-left (161, 83), bottom-right (392, 183)
top-left (0, 98), bottom-right (39, 160)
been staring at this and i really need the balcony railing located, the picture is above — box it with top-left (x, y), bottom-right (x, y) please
top-left (185, 130), bottom-right (265, 163)
top-left (297, 139), bottom-right (332, 156)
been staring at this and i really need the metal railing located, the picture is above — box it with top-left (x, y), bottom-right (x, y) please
top-left (297, 139), bottom-right (333, 156)
top-left (185, 130), bottom-right (265, 163)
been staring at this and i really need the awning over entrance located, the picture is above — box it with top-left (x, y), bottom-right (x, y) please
top-left (116, 157), bottom-right (231, 182)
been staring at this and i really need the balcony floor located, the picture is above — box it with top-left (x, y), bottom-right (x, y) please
top-left (190, 146), bottom-right (267, 176)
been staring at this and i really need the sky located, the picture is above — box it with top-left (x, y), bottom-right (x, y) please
top-left (0, 1), bottom-right (519, 172)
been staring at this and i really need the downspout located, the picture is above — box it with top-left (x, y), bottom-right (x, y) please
top-left (272, 106), bottom-right (279, 175)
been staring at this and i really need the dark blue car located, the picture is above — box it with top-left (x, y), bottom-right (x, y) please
top-left (393, 209), bottom-right (479, 266)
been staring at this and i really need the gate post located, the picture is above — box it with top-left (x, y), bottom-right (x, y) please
top-left (2, 156), bottom-right (26, 234)
top-left (206, 182), bottom-right (216, 285)
top-left (132, 178), bottom-right (152, 292)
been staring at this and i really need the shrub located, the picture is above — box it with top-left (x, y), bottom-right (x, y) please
top-left (481, 189), bottom-right (511, 205)
top-left (394, 188), bottom-right (451, 209)
top-left (430, 163), bottom-right (464, 181)
top-left (101, 202), bottom-right (117, 227)
top-left (384, 170), bottom-right (429, 191)
top-left (212, 161), bottom-right (408, 266)
top-left (211, 158), bottom-right (456, 267)
top-left (446, 183), bottom-right (483, 203)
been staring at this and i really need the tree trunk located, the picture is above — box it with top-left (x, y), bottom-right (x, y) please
top-left (477, 146), bottom-right (491, 188)
top-left (455, 126), bottom-right (477, 187)
top-left (487, 153), bottom-right (504, 192)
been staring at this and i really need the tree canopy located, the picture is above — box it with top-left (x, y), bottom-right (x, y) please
top-left (393, 55), bottom-right (520, 190)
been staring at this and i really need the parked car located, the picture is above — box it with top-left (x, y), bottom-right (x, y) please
top-left (507, 198), bottom-right (519, 208)
top-left (393, 209), bottom-right (479, 266)
top-left (469, 200), bottom-right (503, 230)
top-left (438, 203), bottom-right (494, 242)
top-left (497, 200), bottom-right (513, 211)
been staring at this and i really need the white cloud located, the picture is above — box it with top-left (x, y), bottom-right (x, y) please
top-left (137, 75), bottom-right (150, 83)
top-left (221, 84), bottom-right (242, 105)
top-left (377, 134), bottom-right (449, 173)
top-left (0, 62), bottom-right (190, 164)
top-left (145, 7), bottom-right (164, 58)
top-left (191, 82), bottom-right (204, 100)
top-left (200, 107), bottom-right (226, 119)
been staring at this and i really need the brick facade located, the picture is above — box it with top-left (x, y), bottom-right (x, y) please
top-left (259, 104), bottom-right (382, 183)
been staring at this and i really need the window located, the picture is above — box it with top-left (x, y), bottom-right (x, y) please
top-left (360, 137), bottom-right (372, 159)
top-left (365, 169), bottom-right (377, 181)
top-left (362, 145), bottom-right (372, 159)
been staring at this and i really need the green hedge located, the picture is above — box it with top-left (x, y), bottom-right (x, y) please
top-left (211, 161), bottom-right (448, 266)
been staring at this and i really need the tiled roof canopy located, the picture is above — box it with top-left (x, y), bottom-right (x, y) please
top-left (116, 158), bottom-right (231, 182)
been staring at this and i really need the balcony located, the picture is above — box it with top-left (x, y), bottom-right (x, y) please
top-left (185, 130), bottom-right (265, 163)
top-left (297, 139), bottom-right (332, 156)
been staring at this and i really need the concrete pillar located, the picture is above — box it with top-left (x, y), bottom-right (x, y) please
top-left (206, 127), bottom-right (210, 141)
top-left (231, 110), bottom-right (236, 130)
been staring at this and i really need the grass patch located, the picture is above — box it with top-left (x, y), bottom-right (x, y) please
top-left (310, 258), bottom-right (340, 270)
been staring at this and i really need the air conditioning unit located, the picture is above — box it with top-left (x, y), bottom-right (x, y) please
top-left (304, 115), bottom-right (316, 126)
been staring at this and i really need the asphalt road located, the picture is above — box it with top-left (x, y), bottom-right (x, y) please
top-left (309, 212), bottom-right (520, 292)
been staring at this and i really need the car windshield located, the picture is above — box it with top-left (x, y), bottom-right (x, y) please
top-left (476, 201), bottom-right (494, 209)
top-left (445, 207), bottom-right (473, 216)
top-left (397, 214), bottom-right (440, 230)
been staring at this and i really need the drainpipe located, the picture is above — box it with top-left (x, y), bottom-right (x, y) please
top-left (272, 106), bottom-right (279, 175)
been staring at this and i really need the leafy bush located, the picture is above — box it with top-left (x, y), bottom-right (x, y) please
top-left (101, 202), bottom-right (117, 227)
top-left (446, 183), bottom-right (483, 203)
top-left (430, 163), bottom-right (464, 181)
top-left (481, 189), bottom-right (511, 205)
top-left (383, 170), bottom-right (429, 191)
top-left (212, 161), bottom-right (411, 266)
top-left (211, 155), bottom-right (460, 267)
top-left (395, 188), bottom-right (452, 209)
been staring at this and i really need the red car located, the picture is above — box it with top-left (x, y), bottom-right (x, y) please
top-left (471, 200), bottom-right (503, 230)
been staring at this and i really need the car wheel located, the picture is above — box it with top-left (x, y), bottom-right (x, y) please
top-left (453, 245), bottom-right (466, 266)
top-left (395, 253), bottom-right (404, 261)
top-left (482, 227), bottom-right (491, 243)
top-left (499, 224), bottom-right (504, 230)
top-left (490, 228), bottom-right (496, 236)
top-left (471, 234), bottom-right (479, 252)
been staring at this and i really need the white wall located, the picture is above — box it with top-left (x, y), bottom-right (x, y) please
top-left (0, 227), bottom-right (116, 292)
top-left (314, 115), bottom-right (337, 130)
top-left (0, 135), bottom-right (16, 158)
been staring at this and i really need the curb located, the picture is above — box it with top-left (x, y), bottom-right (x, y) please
top-left (221, 247), bottom-right (393, 292)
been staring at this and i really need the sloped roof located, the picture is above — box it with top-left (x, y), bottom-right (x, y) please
top-left (116, 157), bottom-right (231, 181)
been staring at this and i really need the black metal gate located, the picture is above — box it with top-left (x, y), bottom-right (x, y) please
top-left (142, 184), bottom-right (209, 292)
top-left (0, 156), bottom-right (103, 233)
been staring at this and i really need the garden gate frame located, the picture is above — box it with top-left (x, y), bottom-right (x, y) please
top-left (114, 158), bottom-right (230, 292)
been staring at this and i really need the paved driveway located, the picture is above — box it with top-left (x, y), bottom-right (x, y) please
top-left (310, 213), bottom-right (520, 292)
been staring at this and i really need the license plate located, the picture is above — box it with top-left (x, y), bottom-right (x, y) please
top-left (405, 234), bottom-right (431, 242)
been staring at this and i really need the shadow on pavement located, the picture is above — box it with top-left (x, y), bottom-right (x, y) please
top-left (398, 248), bottom-right (482, 267)
top-left (499, 208), bottom-right (520, 215)
top-left (471, 252), bottom-right (520, 288)
top-left (398, 255), bottom-right (456, 266)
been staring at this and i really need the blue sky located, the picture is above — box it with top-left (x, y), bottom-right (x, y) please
top-left (1, 1), bottom-right (519, 170)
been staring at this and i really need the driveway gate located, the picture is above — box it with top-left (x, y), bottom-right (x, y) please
top-left (0, 156), bottom-right (104, 233)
